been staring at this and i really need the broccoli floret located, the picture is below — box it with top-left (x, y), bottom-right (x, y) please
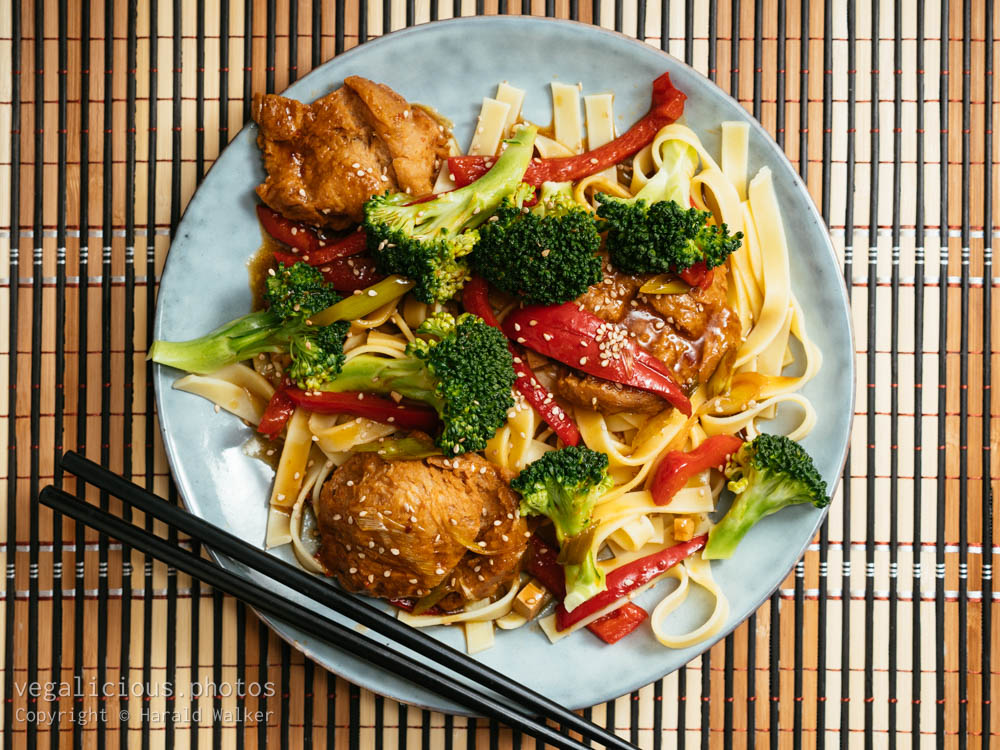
top-left (596, 140), bottom-right (743, 275)
top-left (512, 446), bottom-right (614, 610)
top-left (472, 181), bottom-right (603, 304)
top-left (319, 312), bottom-right (516, 454)
top-left (703, 433), bottom-right (829, 560)
top-left (364, 125), bottom-right (538, 304)
top-left (149, 262), bottom-right (349, 389)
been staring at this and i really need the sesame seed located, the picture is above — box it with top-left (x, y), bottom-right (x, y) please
top-left (276, 493), bottom-right (286, 501)
top-left (368, 574), bottom-right (375, 583)
top-left (409, 578), bottom-right (418, 584)
top-left (349, 567), bottom-right (358, 574)
top-left (435, 567), bottom-right (445, 575)
top-left (368, 540), bottom-right (375, 548)
top-left (579, 357), bottom-right (588, 365)
top-left (391, 548), bottom-right (400, 555)
top-left (384, 570), bottom-right (392, 577)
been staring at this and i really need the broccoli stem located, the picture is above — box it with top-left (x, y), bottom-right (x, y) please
top-left (309, 275), bottom-right (414, 327)
top-left (703, 479), bottom-right (804, 559)
top-left (559, 528), bottom-right (606, 611)
top-left (148, 310), bottom-right (291, 374)
top-left (318, 354), bottom-right (445, 413)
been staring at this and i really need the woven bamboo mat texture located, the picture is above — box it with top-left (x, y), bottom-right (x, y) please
top-left (0, 0), bottom-right (997, 747)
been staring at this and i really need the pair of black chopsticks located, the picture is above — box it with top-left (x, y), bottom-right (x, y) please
top-left (44, 451), bottom-right (638, 750)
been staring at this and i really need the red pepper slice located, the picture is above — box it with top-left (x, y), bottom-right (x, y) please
top-left (388, 598), bottom-right (443, 616)
top-left (526, 535), bottom-right (647, 643)
top-left (256, 204), bottom-right (368, 264)
top-left (462, 277), bottom-right (581, 446)
top-left (586, 603), bottom-right (649, 644)
top-left (502, 302), bottom-right (692, 416)
top-left (651, 434), bottom-right (744, 506)
top-left (448, 72), bottom-right (686, 187)
top-left (554, 534), bottom-right (708, 631)
top-left (283, 387), bottom-right (439, 431)
top-left (678, 261), bottom-right (714, 290)
top-left (257, 389), bottom-right (296, 439)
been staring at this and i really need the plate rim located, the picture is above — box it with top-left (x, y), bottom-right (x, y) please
top-left (153, 14), bottom-right (856, 714)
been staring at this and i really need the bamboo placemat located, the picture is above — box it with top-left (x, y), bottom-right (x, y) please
top-left (1, 0), bottom-right (997, 747)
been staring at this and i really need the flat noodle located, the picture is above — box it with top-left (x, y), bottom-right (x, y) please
top-left (308, 413), bottom-right (397, 454)
top-left (649, 552), bottom-right (729, 648)
top-left (700, 392), bottom-right (817, 442)
top-left (289, 454), bottom-right (333, 573)
top-left (720, 121), bottom-right (750, 200)
top-left (467, 97), bottom-right (511, 156)
top-left (584, 92), bottom-right (617, 181)
top-left (270, 407), bottom-right (311, 509)
top-left (535, 133), bottom-right (575, 158)
top-left (210, 363), bottom-right (276, 401)
top-left (174, 374), bottom-right (268, 426)
top-left (495, 82), bottom-right (525, 136)
top-left (550, 82), bottom-right (583, 153)
top-left (735, 168), bottom-right (791, 366)
top-left (265, 506), bottom-right (293, 548)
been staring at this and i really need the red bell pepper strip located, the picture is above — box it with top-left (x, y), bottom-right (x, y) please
top-left (272, 249), bottom-right (384, 292)
top-left (282, 387), bottom-right (439, 431)
top-left (554, 534), bottom-right (708, 631)
top-left (502, 302), bottom-right (692, 416)
top-left (256, 204), bottom-right (368, 263)
top-left (678, 261), bottom-right (714, 290)
top-left (586, 602), bottom-right (649, 644)
top-left (448, 72), bottom-right (686, 187)
top-left (388, 598), bottom-right (443, 615)
top-left (257, 389), bottom-right (296, 439)
top-left (526, 535), bottom-right (648, 643)
top-left (462, 277), bottom-right (581, 446)
top-left (651, 434), bottom-right (744, 506)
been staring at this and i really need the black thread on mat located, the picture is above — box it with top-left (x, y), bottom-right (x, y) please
top-left (349, 683), bottom-right (360, 749)
top-left (27, 0), bottom-right (44, 745)
top-left (120, 1), bottom-right (140, 746)
top-left (407, 0), bottom-right (414, 29)
top-left (51, 1), bottom-right (70, 747)
top-left (304, 659), bottom-right (314, 750)
top-left (399, 703), bottom-right (408, 750)
top-left (375, 694), bottom-right (384, 749)
top-left (141, 1), bottom-right (158, 747)
top-left (863, 1), bottom-right (880, 747)
top-left (615, 0), bottom-right (622, 32)
top-left (752, 0), bottom-right (762, 121)
top-left (888, 0), bottom-right (903, 741)
top-left (313, 0), bottom-right (322, 67)
top-left (383, 0), bottom-right (391, 34)
top-left (631, 689), bottom-right (640, 748)
top-left (244, 0), bottom-right (255, 123)
top-left (216, 7), bottom-right (231, 743)
top-left (606, 695), bottom-right (617, 748)
top-left (770, 1), bottom-right (787, 744)
top-left (635, 0), bottom-right (645, 39)
top-left (934, 1), bottom-right (949, 745)
top-left (911, 4), bottom-right (926, 743)
top-left (489, 717), bottom-right (499, 750)
top-left (792, 3), bottom-right (807, 745)
top-left (840, 0), bottom-right (857, 746)
top-left (267, 0), bottom-right (276, 92)
top-left (97, 1), bottom-right (116, 745)
top-left (700, 652), bottom-right (711, 750)
top-left (957, 2), bottom-right (971, 746)
top-left (290, 0), bottom-right (299, 80)
top-left (359, 0), bottom-right (368, 46)
top-left (258, 621), bottom-right (270, 747)
top-left (707, 0), bottom-right (717, 81)
top-left (280, 642), bottom-right (291, 750)
top-left (816, 0), bottom-right (833, 744)
top-left (569, 0), bottom-right (578, 21)
top-left (336, 0), bottom-right (345, 53)
top-left (980, 0), bottom-right (994, 742)
top-left (72, 4), bottom-right (90, 744)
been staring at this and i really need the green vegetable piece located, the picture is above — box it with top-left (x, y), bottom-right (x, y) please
top-left (363, 126), bottom-right (538, 303)
top-left (472, 181), bottom-right (604, 305)
top-left (596, 140), bottom-right (743, 275)
top-left (319, 312), bottom-right (516, 455)
top-left (512, 446), bottom-right (614, 609)
top-left (149, 262), bottom-right (349, 389)
top-left (703, 433), bottom-right (829, 560)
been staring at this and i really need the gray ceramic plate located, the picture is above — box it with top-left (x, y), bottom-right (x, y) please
top-left (154, 17), bottom-right (854, 713)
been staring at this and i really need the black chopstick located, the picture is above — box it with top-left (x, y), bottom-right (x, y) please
top-left (39, 485), bottom-right (597, 750)
top-left (59, 451), bottom-right (637, 750)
